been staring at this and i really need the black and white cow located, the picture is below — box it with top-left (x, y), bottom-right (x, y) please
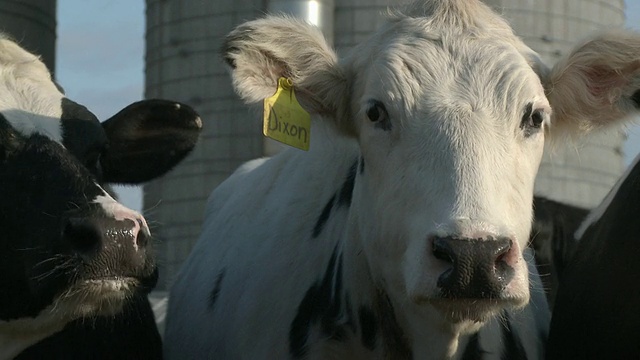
top-left (0, 35), bottom-right (201, 359)
top-left (530, 196), bottom-right (590, 310)
top-left (546, 156), bottom-right (640, 359)
top-left (165, 0), bottom-right (640, 358)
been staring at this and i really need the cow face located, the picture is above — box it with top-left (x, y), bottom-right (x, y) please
top-left (0, 37), bottom-right (201, 338)
top-left (348, 15), bottom-right (550, 321)
top-left (223, 0), bottom-right (640, 329)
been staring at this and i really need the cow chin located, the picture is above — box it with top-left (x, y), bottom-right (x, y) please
top-left (413, 295), bottom-right (529, 325)
top-left (53, 277), bottom-right (137, 319)
top-left (431, 297), bottom-right (526, 324)
top-left (53, 266), bottom-right (158, 320)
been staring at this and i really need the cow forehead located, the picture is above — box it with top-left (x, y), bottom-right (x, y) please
top-left (0, 38), bottom-right (66, 142)
top-left (353, 20), bottom-right (546, 121)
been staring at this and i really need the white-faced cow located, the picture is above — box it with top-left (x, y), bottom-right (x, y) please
top-left (165, 0), bottom-right (640, 358)
top-left (546, 155), bottom-right (640, 359)
top-left (0, 35), bottom-right (201, 359)
top-left (529, 196), bottom-right (589, 310)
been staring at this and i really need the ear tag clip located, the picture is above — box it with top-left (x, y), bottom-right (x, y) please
top-left (263, 77), bottom-right (311, 151)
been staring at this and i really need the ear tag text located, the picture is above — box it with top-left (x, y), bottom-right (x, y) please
top-left (263, 77), bottom-right (311, 151)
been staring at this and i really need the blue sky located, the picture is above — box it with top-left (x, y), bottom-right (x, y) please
top-left (56, 1), bottom-right (640, 211)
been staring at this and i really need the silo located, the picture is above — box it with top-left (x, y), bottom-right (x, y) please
top-left (145, 0), bottom-right (627, 290)
top-left (0, 0), bottom-right (56, 73)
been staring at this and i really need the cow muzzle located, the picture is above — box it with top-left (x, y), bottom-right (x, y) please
top-left (62, 211), bottom-right (154, 281)
top-left (63, 215), bottom-right (149, 256)
top-left (432, 235), bottom-right (516, 299)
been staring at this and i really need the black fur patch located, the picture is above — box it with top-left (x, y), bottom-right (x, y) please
top-left (501, 312), bottom-right (527, 360)
top-left (358, 306), bottom-right (378, 351)
top-left (359, 157), bottom-right (365, 174)
top-left (344, 293), bottom-right (358, 334)
top-left (461, 333), bottom-right (484, 360)
top-left (312, 195), bottom-right (335, 238)
top-left (289, 247), bottom-right (350, 358)
top-left (337, 160), bottom-right (358, 207)
top-left (312, 160), bottom-right (358, 238)
top-left (376, 292), bottom-right (412, 359)
top-left (208, 270), bottom-right (226, 310)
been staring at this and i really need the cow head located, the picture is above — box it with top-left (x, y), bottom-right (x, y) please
top-left (223, 0), bottom-right (640, 332)
top-left (0, 36), bottom-right (201, 345)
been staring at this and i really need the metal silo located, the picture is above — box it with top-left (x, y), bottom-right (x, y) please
top-left (145, 0), bottom-right (627, 290)
top-left (0, 0), bottom-right (56, 73)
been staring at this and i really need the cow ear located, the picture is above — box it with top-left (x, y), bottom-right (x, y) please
top-left (222, 15), bottom-right (352, 134)
top-left (544, 30), bottom-right (640, 136)
top-left (100, 99), bottom-right (202, 184)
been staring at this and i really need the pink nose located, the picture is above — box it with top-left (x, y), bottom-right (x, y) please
top-left (109, 208), bottom-right (151, 249)
top-left (117, 213), bottom-right (149, 249)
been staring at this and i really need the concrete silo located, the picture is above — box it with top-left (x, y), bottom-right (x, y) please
top-left (145, 0), bottom-right (627, 290)
top-left (0, 0), bottom-right (56, 73)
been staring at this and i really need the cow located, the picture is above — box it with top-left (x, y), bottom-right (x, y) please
top-left (530, 196), bottom-right (590, 310)
top-left (0, 35), bottom-right (201, 359)
top-left (546, 156), bottom-right (640, 359)
top-left (164, 0), bottom-right (640, 358)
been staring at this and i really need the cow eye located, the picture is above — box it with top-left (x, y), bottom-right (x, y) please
top-left (366, 100), bottom-right (391, 131)
top-left (521, 103), bottom-right (545, 137)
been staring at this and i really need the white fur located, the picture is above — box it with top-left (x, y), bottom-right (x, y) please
top-left (166, 0), bottom-right (640, 358)
top-left (0, 37), bottom-right (64, 141)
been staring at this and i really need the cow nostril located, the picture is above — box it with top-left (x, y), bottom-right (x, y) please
top-left (63, 217), bottom-right (101, 255)
top-left (494, 239), bottom-right (512, 263)
top-left (136, 228), bottom-right (148, 248)
top-left (432, 238), bottom-right (455, 264)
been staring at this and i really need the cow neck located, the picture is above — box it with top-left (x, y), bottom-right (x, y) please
top-left (342, 216), bottom-right (470, 359)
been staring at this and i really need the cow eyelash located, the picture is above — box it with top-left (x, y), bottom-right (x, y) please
top-left (366, 100), bottom-right (392, 131)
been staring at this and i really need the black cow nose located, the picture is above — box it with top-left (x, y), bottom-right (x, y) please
top-left (432, 236), bottom-right (515, 299)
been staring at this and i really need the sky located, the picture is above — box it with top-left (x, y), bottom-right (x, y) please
top-left (56, 0), bottom-right (640, 212)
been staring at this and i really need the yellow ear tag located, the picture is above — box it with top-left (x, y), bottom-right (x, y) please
top-left (263, 77), bottom-right (311, 151)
